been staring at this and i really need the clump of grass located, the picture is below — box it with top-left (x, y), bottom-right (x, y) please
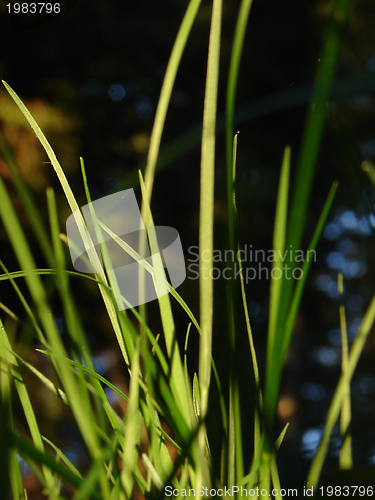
top-left (0, 0), bottom-right (373, 498)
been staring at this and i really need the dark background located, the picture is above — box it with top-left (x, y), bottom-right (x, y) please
top-left (1, 0), bottom-right (375, 493)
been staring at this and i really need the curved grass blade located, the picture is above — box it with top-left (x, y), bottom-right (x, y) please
top-left (142, 0), bottom-right (202, 209)
top-left (12, 432), bottom-right (102, 500)
top-left (2, 81), bottom-right (128, 368)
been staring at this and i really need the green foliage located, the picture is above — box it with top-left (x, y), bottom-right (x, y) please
top-left (0, 0), bottom-right (373, 498)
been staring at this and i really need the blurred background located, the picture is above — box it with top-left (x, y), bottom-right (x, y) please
top-left (1, 0), bottom-right (375, 495)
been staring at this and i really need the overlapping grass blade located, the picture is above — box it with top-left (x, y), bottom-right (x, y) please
top-left (142, 0), bottom-right (202, 208)
top-left (226, 0), bottom-right (253, 247)
top-left (0, 319), bottom-right (23, 500)
top-left (2, 80), bottom-right (129, 368)
top-left (0, 173), bottom-right (112, 499)
top-left (121, 340), bottom-right (142, 497)
top-left (139, 173), bottom-right (193, 425)
top-left (282, 181), bottom-right (338, 360)
top-left (275, 0), bottom-right (353, 412)
top-left (2, 328), bottom-right (59, 499)
top-left (12, 432), bottom-right (103, 500)
top-left (307, 292), bottom-right (375, 488)
top-left (0, 131), bottom-right (54, 265)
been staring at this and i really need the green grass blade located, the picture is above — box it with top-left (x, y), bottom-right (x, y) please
top-left (142, 0), bottom-right (202, 209)
top-left (121, 339), bottom-right (142, 497)
top-left (42, 436), bottom-right (82, 479)
top-left (268, 147), bottom-right (290, 354)
top-left (287, 0), bottom-right (353, 253)
top-left (337, 274), bottom-right (352, 470)
top-left (275, 0), bottom-right (353, 395)
top-left (139, 173), bottom-right (193, 424)
top-left (2, 81), bottom-right (128, 367)
top-left (0, 260), bottom-right (48, 348)
top-left (198, 2), bottom-right (222, 482)
top-left (0, 174), bottom-right (112, 499)
top-left (0, 131), bottom-right (54, 266)
top-left (307, 292), bottom-right (375, 488)
top-left (226, 0), bottom-right (253, 249)
top-left (362, 160), bottom-right (375, 186)
top-left (0, 320), bottom-right (23, 500)
top-left (281, 181), bottom-right (339, 360)
top-left (264, 146), bottom-right (290, 429)
top-left (12, 432), bottom-right (103, 500)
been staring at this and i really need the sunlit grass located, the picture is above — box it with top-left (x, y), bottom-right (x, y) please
top-left (0, 0), bottom-right (372, 497)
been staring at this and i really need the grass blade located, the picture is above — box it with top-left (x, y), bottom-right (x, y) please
top-left (142, 0), bottom-right (202, 209)
top-left (198, 2), bottom-right (223, 482)
top-left (337, 274), bottom-right (352, 470)
top-left (307, 292), bottom-right (375, 488)
top-left (264, 146), bottom-right (290, 430)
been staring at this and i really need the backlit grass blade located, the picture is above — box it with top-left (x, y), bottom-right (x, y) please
top-left (238, 251), bottom-right (263, 487)
top-left (121, 339), bottom-right (142, 498)
top-left (264, 146), bottom-right (290, 429)
top-left (12, 432), bottom-right (103, 500)
top-left (226, 0), bottom-right (253, 248)
top-left (144, 394), bottom-right (179, 488)
top-left (281, 181), bottom-right (339, 360)
top-left (0, 174), bottom-right (111, 499)
top-left (270, 424), bottom-right (289, 500)
top-left (337, 274), bottom-right (352, 470)
top-left (287, 0), bottom-right (353, 253)
top-left (139, 173), bottom-right (193, 424)
top-left (47, 186), bottom-right (114, 435)
top-left (2, 329), bottom-right (58, 497)
top-left (0, 260), bottom-right (48, 348)
top-left (0, 319), bottom-right (23, 500)
top-left (307, 292), bottom-right (375, 489)
top-left (362, 160), bottom-right (375, 186)
top-left (79, 157), bottom-right (131, 367)
top-left (14, 349), bottom-right (128, 434)
top-left (0, 131), bottom-right (54, 266)
top-left (198, 2), bottom-right (222, 483)
top-left (268, 147), bottom-right (290, 354)
top-left (142, 0), bottom-right (202, 211)
top-left (275, 0), bottom-right (353, 393)
top-left (2, 81), bottom-right (128, 367)
top-left (42, 436), bottom-right (82, 479)
top-left (224, 133), bottom-right (242, 490)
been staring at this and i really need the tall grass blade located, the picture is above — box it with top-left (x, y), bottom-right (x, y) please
top-left (198, 2), bottom-right (222, 484)
top-left (282, 181), bottom-right (339, 360)
top-left (226, 0), bottom-right (253, 248)
top-left (139, 173), bottom-right (193, 424)
top-left (264, 146), bottom-right (290, 429)
top-left (121, 340), bottom-right (142, 498)
top-left (0, 174), bottom-right (112, 499)
top-left (307, 292), bottom-right (375, 488)
top-left (276, 0), bottom-right (353, 402)
top-left (0, 320), bottom-right (23, 500)
top-left (1, 329), bottom-right (58, 497)
top-left (287, 0), bottom-right (353, 252)
top-left (2, 81), bottom-right (128, 367)
top-left (337, 274), bottom-right (352, 469)
top-left (142, 0), bottom-right (202, 209)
